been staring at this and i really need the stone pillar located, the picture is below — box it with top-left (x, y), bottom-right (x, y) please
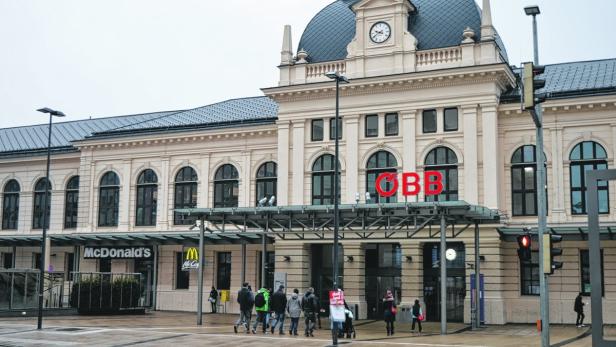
top-left (481, 104), bottom-right (500, 209)
top-left (462, 105), bottom-right (479, 204)
top-left (551, 127), bottom-right (566, 221)
top-left (274, 241), bottom-right (310, 292)
top-left (199, 155), bottom-right (210, 208)
top-left (241, 150), bottom-right (252, 207)
top-left (342, 243), bottom-right (366, 319)
top-left (345, 116), bottom-right (359, 203)
top-left (291, 121), bottom-right (305, 205)
top-left (402, 111), bottom-right (417, 201)
top-left (159, 157), bottom-right (170, 230)
top-left (119, 159), bottom-right (132, 230)
top-left (400, 242), bottom-right (423, 307)
top-left (277, 121), bottom-right (290, 206)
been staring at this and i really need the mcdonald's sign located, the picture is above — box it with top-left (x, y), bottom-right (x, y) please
top-left (182, 247), bottom-right (200, 270)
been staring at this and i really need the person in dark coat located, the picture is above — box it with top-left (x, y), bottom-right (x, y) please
top-left (234, 282), bottom-right (254, 334)
top-left (411, 299), bottom-right (423, 335)
top-left (270, 285), bottom-right (288, 335)
top-left (382, 289), bottom-right (396, 336)
top-left (302, 287), bottom-right (317, 337)
top-left (209, 287), bottom-right (218, 313)
top-left (574, 292), bottom-right (586, 327)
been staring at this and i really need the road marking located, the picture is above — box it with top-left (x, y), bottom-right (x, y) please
top-left (0, 337), bottom-right (79, 346)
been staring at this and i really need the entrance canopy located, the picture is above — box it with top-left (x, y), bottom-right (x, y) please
top-left (177, 201), bottom-right (501, 241)
top-left (0, 231), bottom-right (272, 247)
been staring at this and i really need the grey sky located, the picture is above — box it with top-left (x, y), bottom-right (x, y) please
top-left (1, 0), bottom-right (615, 127)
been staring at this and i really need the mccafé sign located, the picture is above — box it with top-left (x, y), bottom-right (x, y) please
top-left (182, 247), bottom-right (200, 270)
top-left (376, 171), bottom-right (444, 197)
top-left (84, 246), bottom-right (153, 259)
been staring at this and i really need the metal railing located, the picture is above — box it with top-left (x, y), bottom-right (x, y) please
top-left (0, 270), bottom-right (68, 311)
top-left (70, 272), bottom-right (145, 313)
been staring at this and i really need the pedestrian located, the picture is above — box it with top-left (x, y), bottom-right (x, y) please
top-left (270, 285), bottom-right (288, 335)
top-left (383, 289), bottom-right (396, 336)
top-left (411, 299), bottom-right (423, 335)
top-left (286, 288), bottom-right (302, 336)
top-left (574, 292), bottom-right (586, 328)
top-left (302, 287), bottom-right (318, 337)
top-left (314, 292), bottom-right (322, 329)
top-left (209, 286), bottom-right (218, 313)
top-left (234, 282), bottom-right (254, 334)
top-left (252, 287), bottom-right (270, 334)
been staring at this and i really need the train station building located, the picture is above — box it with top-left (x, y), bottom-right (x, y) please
top-left (1, 0), bottom-right (616, 325)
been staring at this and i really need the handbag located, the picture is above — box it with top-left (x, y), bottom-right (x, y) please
top-left (418, 313), bottom-right (425, 321)
top-left (391, 306), bottom-right (397, 315)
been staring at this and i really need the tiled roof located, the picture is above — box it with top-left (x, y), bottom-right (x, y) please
top-left (0, 111), bottom-right (178, 155)
top-left (297, 0), bottom-right (508, 64)
top-left (93, 96), bottom-right (278, 137)
top-left (502, 58), bottom-right (616, 102)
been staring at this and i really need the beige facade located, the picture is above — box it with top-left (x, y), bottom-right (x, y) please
top-left (1, 0), bottom-right (616, 325)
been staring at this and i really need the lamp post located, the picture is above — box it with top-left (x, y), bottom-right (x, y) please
top-left (35, 107), bottom-right (66, 330)
top-left (325, 70), bottom-right (348, 346)
top-left (524, 6), bottom-right (549, 347)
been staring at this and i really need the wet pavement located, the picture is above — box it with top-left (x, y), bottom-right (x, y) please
top-left (0, 311), bottom-right (594, 346)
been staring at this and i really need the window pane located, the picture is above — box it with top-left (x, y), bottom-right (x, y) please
top-left (582, 141), bottom-right (593, 159)
top-left (176, 252), bottom-right (189, 289)
top-left (525, 193), bottom-right (536, 214)
top-left (570, 144), bottom-right (581, 160)
top-left (572, 191), bottom-right (583, 214)
top-left (330, 118), bottom-right (342, 140)
top-left (312, 119), bottom-right (323, 141)
top-left (444, 108), bottom-right (458, 131)
top-left (513, 193), bottom-right (523, 215)
top-left (524, 167), bottom-right (535, 189)
top-left (571, 165), bottom-right (582, 188)
top-left (599, 190), bottom-right (609, 213)
top-left (365, 115), bottom-right (378, 137)
top-left (422, 110), bottom-right (437, 133)
top-left (385, 113), bottom-right (398, 136)
top-left (524, 146), bottom-right (535, 163)
top-left (512, 149), bottom-right (522, 163)
top-left (512, 168), bottom-right (522, 190)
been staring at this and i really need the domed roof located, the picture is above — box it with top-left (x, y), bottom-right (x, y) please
top-left (298, 0), bottom-right (508, 63)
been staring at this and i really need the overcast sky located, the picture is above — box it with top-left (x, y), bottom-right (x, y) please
top-left (1, 0), bottom-right (615, 127)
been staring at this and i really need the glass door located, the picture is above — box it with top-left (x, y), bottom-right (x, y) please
top-left (134, 259), bottom-right (153, 308)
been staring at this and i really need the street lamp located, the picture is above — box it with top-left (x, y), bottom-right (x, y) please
top-left (35, 107), bottom-right (65, 330)
top-left (524, 6), bottom-right (549, 347)
top-left (326, 70), bottom-right (349, 346)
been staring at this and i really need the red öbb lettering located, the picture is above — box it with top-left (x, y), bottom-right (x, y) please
top-left (375, 171), bottom-right (444, 197)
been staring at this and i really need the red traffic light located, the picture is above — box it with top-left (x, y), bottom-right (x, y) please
top-left (518, 234), bottom-right (531, 248)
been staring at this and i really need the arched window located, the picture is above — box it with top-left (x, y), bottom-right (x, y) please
top-left (256, 162), bottom-right (277, 206)
top-left (312, 154), bottom-right (339, 205)
top-left (424, 147), bottom-right (458, 202)
top-left (570, 141), bottom-right (609, 214)
top-left (214, 164), bottom-right (239, 208)
top-left (98, 172), bottom-right (120, 227)
top-left (366, 151), bottom-right (398, 203)
top-left (2, 180), bottom-right (20, 230)
top-left (511, 145), bottom-right (549, 216)
top-left (64, 176), bottom-right (79, 229)
top-left (32, 178), bottom-right (52, 229)
top-left (174, 167), bottom-right (198, 225)
top-left (136, 169), bottom-right (158, 226)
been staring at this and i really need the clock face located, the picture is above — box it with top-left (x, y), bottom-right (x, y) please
top-left (445, 249), bottom-right (457, 261)
top-left (370, 21), bottom-right (391, 44)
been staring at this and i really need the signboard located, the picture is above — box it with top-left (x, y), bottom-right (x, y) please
top-left (182, 247), bottom-right (200, 271)
top-left (329, 290), bottom-right (346, 322)
top-left (83, 246), bottom-right (153, 260)
top-left (220, 290), bottom-right (230, 303)
top-left (274, 272), bottom-right (287, 291)
top-left (376, 171), bottom-right (444, 197)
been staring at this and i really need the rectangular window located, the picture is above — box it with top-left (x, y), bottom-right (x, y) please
top-left (422, 110), bottom-right (437, 133)
top-left (385, 113), bottom-right (399, 136)
top-left (365, 114), bottom-right (378, 137)
top-left (175, 252), bottom-right (189, 289)
top-left (311, 119), bottom-right (324, 141)
top-left (65, 253), bottom-right (75, 281)
top-left (444, 108), bottom-right (458, 132)
top-left (520, 251), bottom-right (540, 295)
top-left (99, 258), bottom-right (111, 273)
top-left (329, 118), bottom-right (343, 140)
top-left (3, 253), bottom-right (13, 269)
top-left (33, 253), bottom-right (41, 270)
top-left (580, 249), bottom-right (604, 296)
top-left (258, 251), bottom-right (275, 289)
top-left (216, 252), bottom-right (232, 290)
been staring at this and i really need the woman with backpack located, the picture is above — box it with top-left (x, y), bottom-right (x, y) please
top-left (252, 287), bottom-right (270, 334)
top-left (411, 299), bottom-right (423, 335)
top-left (382, 289), bottom-right (396, 336)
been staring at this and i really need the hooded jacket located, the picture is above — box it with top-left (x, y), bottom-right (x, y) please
top-left (255, 288), bottom-right (270, 312)
top-left (270, 288), bottom-right (288, 314)
top-left (302, 291), bottom-right (317, 315)
top-left (237, 286), bottom-right (254, 311)
top-left (286, 293), bottom-right (302, 318)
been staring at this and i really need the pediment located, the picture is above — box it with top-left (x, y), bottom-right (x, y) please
top-left (351, 0), bottom-right (415, 11)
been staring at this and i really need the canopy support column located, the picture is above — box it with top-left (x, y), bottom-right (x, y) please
top-left (440, 212), bottom-right (447, 335)
top-left (261, 217), bottom-right (269, 288)
top-left (241, 242), bottom-right (247, 285)
top-left (473, 222), bottom-right (480, 330)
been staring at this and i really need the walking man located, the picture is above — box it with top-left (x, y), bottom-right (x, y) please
top-left (270, 285), bottom-right (288, 335)
top-left (234, 282), bottom-right (254, 333)
top-left (302, 287), bottom-right (317, 337)
top-left (286, 288), bottom-right (302, 336)
top-left (252, 287), bottom-right (270, 334)
top-left (574, 292), bottom-right (586, 328)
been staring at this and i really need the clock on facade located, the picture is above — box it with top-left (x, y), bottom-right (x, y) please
top-left (369, 21), bottom-right (391, 43)
top-left (445, 248), bottom-right (457, 261)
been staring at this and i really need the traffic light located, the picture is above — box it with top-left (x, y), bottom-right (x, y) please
top-left (522, 62), bottom-right (547, 110)
top-left (517, 233), bottom-right (532, 263)
top-left (543, 232), bottom-right (563, 274)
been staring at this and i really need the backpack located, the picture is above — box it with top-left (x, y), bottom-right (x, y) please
top-left (255, 292), bottom-right (265, 307)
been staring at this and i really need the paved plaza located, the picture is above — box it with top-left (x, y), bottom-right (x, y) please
top-left (0, 312), bottom-right (597, 346)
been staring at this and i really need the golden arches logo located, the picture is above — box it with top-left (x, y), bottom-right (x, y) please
top-left (185, 247), bottom-right (199, 261)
